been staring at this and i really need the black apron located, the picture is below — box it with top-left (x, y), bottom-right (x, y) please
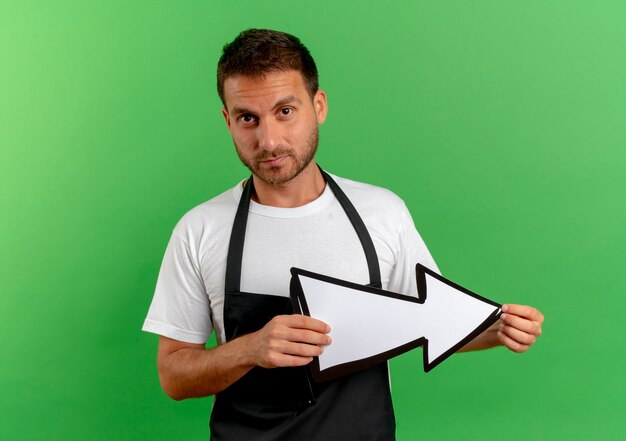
top-left (209, 170), bottom-right (396, 441)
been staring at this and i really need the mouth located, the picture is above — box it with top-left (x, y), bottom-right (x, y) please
top-left (259, 156), bottom-right (287, 167)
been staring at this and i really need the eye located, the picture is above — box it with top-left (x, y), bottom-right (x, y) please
top-left (278, 107), bottom-right (294, 118)
top-left (238, 114), bottom-right (257, 125)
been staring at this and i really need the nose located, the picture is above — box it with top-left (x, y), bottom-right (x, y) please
top-left (257, 118), bottom-right (281, 151)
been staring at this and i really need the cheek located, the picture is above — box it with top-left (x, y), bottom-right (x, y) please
top-left (288, 120), bottom-right (311, 140)
top-left (231, 130), bottom-right (256, 148)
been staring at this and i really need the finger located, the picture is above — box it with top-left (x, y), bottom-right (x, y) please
top-left (280, 314), bottom-right (331, 333)
top-left (497, 330), bottom-right (530, 353)
top-left (282, 355), bottom-right (315, 367)
top-left (262, 340), bottom-right (323, 368)
top-left (500, 313), bottom-right (542, 336)
top-left (267, 321), bottom-right (332, 345)
top-left (281, 354), bottom-right (313, 367)
top-left (284, 328), bottom-right (332, 346)
top-left (502, 304), bottom-right (544, 323)
top-left (500, 325), bottom-right (537, 346)
top-left (279, 340), bottom-right (325, 358)
top-left (265, 352), bottom-right (314, 368)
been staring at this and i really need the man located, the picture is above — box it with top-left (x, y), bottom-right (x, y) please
top-left (143, 29), bottom-right (544, 440)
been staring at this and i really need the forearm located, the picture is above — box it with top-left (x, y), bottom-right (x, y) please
top-left (158, 334), bottom-right (256, 400)
top-left (156, 314), bottom-right (330, 400)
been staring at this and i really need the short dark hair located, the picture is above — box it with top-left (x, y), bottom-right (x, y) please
top-left (217, 29), bottom-right (319, 105)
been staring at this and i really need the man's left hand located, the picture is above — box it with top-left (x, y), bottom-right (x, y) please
top-left (498, 304), bottom-right (544, 353)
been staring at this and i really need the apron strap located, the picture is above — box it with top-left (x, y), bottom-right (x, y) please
top-left (225, 168), bottom-right (382, 293)
top-left (224, 177), bottom-right (253, 294)
top-left (320, 169), bottom-right (382, 289)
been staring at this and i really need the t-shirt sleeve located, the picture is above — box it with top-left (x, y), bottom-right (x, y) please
top-left (142, 233), bottom-right (212, 344)
top-left (387, 203), bottom-right (440, 297)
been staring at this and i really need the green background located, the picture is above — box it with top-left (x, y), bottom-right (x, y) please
top-left (1, 1), bottom-right (624, 439)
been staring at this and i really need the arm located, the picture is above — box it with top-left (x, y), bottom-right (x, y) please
top-left (459, 304), bottom-right (544, 353)
top-left (157, 314), bottom-right (331, 400)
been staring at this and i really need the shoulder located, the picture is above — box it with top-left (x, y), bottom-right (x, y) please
top-left (328, 173), bottom-right (413, 241)
top-left (330, 174), bottom-right (408, 214)
top-left (170, 181), bottom-right (243, 245)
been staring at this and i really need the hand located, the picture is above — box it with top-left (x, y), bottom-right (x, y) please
top-left (249, 314), bottom-right (332, 369)
top-left (497, 304), bottom-right (544, 353)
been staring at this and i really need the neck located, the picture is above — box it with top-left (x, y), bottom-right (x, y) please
top-left (251, 162), bottom-right (325, 208)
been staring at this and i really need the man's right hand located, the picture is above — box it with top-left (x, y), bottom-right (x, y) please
top-left (248, 314), bottom-right (332, 368)
top-left (157, 314), bottom-right (331, 400)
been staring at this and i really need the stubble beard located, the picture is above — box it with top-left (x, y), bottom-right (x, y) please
top-left (235, 126), bottom-right (319, 185)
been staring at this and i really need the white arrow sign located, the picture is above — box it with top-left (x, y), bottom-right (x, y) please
top-left (290, 264), bottom-right (501, 381)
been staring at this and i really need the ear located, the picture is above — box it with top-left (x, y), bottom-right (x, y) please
top-left (222, 106), bottom-right (231, 129)
top-left (313, 89), bottom-right (328, 124)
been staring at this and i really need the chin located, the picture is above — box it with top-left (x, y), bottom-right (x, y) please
top-left (254, 167), bottom-right (297, 185)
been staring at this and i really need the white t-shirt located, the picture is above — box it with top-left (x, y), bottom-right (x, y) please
top-left (143, 174), bottom-right (438, 345)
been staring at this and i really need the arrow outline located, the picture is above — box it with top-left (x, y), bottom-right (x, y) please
top-left (415, 264), bottom-right (502, 372)
top-left (289, 264), bottom-right (502, 382)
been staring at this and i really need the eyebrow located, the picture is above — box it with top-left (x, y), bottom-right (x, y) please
top-left (231, 95), bottom-right (303, 117)
top-left (273, 95), bottom-right (302, 110)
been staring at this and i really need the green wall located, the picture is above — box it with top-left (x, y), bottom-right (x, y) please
top-left (1, 1), bottom-right (624, 439)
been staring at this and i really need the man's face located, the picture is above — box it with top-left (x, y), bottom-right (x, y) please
top-left (221, 70), bottom-right (327, 185)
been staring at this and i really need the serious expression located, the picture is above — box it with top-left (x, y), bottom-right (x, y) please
top-left (221, 70), bottom-right (327, 185)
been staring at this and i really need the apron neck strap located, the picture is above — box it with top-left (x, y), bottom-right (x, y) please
top-left (225, 169), bottom-right (382, 293)
top-left (225, 176), bottom-right (253, 294)
top-left (319, 169), bottom-right (382, 289)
